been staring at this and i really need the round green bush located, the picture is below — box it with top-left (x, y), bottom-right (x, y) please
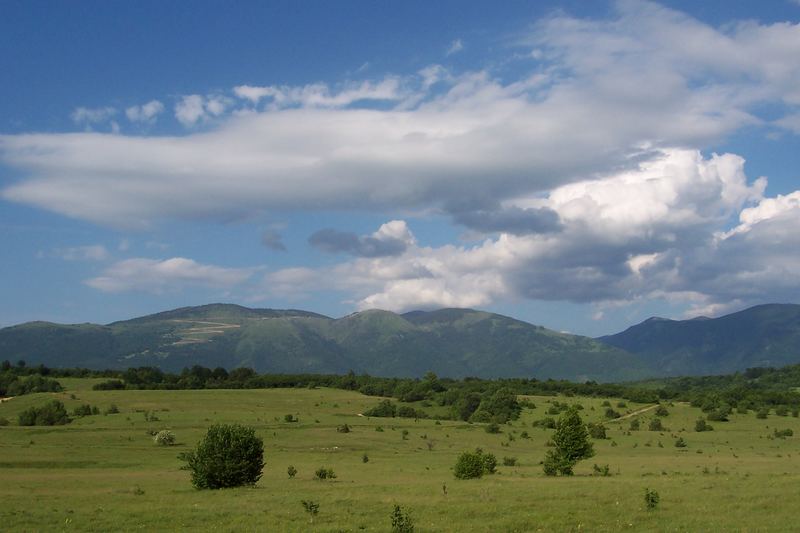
top-left (154, 429), bottom-right (176, 446)
top-left (180, 424), bottom-right (264, 489)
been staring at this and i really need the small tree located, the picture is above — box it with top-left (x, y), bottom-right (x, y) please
top-left (644, 488), bottom-right (660, 510)
top-left (301, 500), bottom-right (319, 524)
top-left (587, 422), bottom-right (607, 439)
top-left (390, 505), bottom-right (414, 533)
top-left (648, 418), bottom-right (664, 431)
top-left (695, 419), bottom-right (713, 432)
top-left (287, 465), bottom-right (297, 478)
top-left (543, 407), bottom-right (594, 476)
top-left (179, 424), bottom-right (264, 489)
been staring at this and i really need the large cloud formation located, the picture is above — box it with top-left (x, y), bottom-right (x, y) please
top-left (2, 0), bottom-right (800, 315)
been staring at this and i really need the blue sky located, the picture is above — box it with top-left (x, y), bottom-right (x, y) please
top-left (1, 0), bottom-right (799, 336)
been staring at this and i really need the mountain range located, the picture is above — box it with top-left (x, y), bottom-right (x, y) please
top-left (1, 303), bottom-right (799, 382)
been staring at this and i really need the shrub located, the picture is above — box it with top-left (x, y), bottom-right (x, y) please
top-left (502, 456), bottom-right (517, 466)
top-left (654, 405), bottom-right (669, 417)
top-left (301, 500), bottom-right (319, 523)
top-left (179, 424), bottom-right (264, 489)
top-left (154, 430), bottom-right (176, 446)
top-left (587, 422), bottom-right (607, 439)
top-left (337, 424), bottom-right (351, 433)
top-left (287, 465), bottom-right (297, 478)
top-left (629, 419), bottom-right (640, 431)
top-left (774, 428), bottom-right (793, 439)
top-left (675, 437), bottom-right (687, 448)
top-left (453, 448), bottom-right (497, 479)
top-left (18, 400), bottom-right (69, 426)
top-left (0, 417), bottom-right (9, 426)
top-left (93, 379), bottom-right (125, 391)
top-left (695, 418), bottom-right (713, 432)
top-left (644, 488), bottom-right (660, 510)
top-left (756, 407), bottom-right (769, 419)
top-left (284, 414), bottom-right (297, 423)
top-left (604, 408), bottom-right (621, 419)
top-left (648, 418), bottom-right (664, 431)
top-left (533, 417), bottom-right (556, 429)
top-left (72, 404), bottom-right (94, 417)
top-left (362, 452), bottom-right (369, 463)
top-left (314, 467), bottom-right (336, 480)
top-left (485, 422), bottom-right (501, 434)
top-left (364, 399), bottom-right (396, 418)
top-left (390, 505), bottom-right (414, 533)
top-left (592, 463), bottom-right (611, 476)
top-left (105, 404), bottom-right (120, 415)
top-left (775, 406), bottom-right (789, 417)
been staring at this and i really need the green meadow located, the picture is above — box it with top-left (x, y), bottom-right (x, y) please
top-left (2, 380), bottom-right (800, 532)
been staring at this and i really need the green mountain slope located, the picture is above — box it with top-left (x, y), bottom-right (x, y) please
top-left (598, 303), bottom-right (800, 376)
top-left (0, 304), bottom-right (648, 381)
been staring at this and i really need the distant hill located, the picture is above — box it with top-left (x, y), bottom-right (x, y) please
top-left (0, 304), bottom-right (648, 382)
top-left (598, 304), bottom-right (800, 376)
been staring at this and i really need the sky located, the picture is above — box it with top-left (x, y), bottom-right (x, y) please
top-left (1, 0), bottom-right (799, 336)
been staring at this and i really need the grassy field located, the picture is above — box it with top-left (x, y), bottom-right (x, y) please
top-left (2, 383), bottom-right (800, 532)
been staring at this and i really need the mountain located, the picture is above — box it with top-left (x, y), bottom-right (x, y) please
top-left (598, 303), bottom-right (800, 376)
top-left (0, 304), bottom-right (648, 382)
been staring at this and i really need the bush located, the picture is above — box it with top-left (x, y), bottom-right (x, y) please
top-left (592, 463), bottom-right (611, 476)
top-left (93, 379), bottom-right (125, 391)
top-left (179, 424), bottom-right (264, 489)
top-left (287, 465), bottom-right (297, 478)
top-left (337, 424), bottom-right (351, 433)
top-left (18, 400), bottom-right (69, 426)
top-left (756, 407), bottom-right (769, 419)
top-left (675, 437), bottom-right (687, 448)
top-left (644, 488), bottom-right (660, 510)
top-left (485, 422), bottom-right (501, 434)
top-left (301, 500), bottom-right (319, 523)
top-left (587, 422), bottom-right (607, 439)
top-left (604, 408), bottom-right (621, 419)
top-left (502, 456), bottom-right (517, 466)
top-left (105, 404), bottom-right (120, 415)
top-left (629, 419), bottom-right (640, 431)
top-left (654, 405), bottom-right (669, 417)
top-left (775, 406), bottom-right (789, 417)
top-left (648, 418), bottom-right (664, 431)
top-left (154, 430), bottom-right (176, 446)
top-left (284, 414), bottom-right (297, 423)
top-left (314, 467), bottom-right (337, 480)
top-left (72, 404), bottom-right (94, 417)
top-left (390, 505), bottom-right (414, 533)
top-left (774, 428), bottom-right (793, 439)
top-left (695, 418), bottom-right (713, 432)
top-left (364, 399), bottom-right (396, 418)
top-left (453, 448), bottom-right (497, 479)
top-left (533, 417), bottom-right (556, 429)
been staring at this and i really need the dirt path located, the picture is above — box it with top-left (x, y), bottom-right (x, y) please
top-left (610, 403), bottom-right (658, 422)
top-left (0, 396), bottom-right (14, 403)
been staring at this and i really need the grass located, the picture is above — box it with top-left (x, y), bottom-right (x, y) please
top-left (2, 385), bottom-right (800, 531)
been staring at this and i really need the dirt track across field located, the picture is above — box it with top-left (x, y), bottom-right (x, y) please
top-left (610, 403), bottom-right (658, 421)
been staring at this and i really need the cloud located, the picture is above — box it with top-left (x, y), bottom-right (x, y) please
top-left (261, 149), bottom-right (796, 315)
top-left (70, 107), bottom-right (116, 125)
top-left (261, 229), bottom-right (287, 251)
top-left (125, 100), bottom-right (165, 124)
top-left (53, 244), bottom-right (109, 261)
top-left (446, 39), bottom-right (464, 56)
top-left (85, 257), bottom-right (253, 293)
top-left (309, 220), bottom-right (414, 257)
top-left (174, 94), bottom-right (231, 127)
top-left (3, 2), bottom-right (798, 227)
top-left (449, 204), bottom-right (562, 235)
top-left (233, 77), bottom-right (405, 109)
